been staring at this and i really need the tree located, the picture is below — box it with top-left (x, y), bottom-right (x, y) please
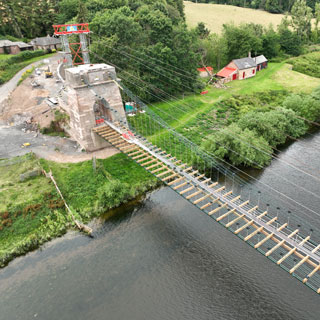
top-left (195, 22), bottom-right (210, 39)
top-left (262, 26), bottom-right (280, 58)
top-left (202, 123), bottom-right (272, 168)
top-left (200, 34), bottom-right (227, 70)
top-left (90, 1), bottom-right (201, 101)
top-left (237, 108), bottom-right (307, 146)
top-left (265, 0), bottom-right (282, 13)
top-left (279, 29), bottom-right (302, 56)
top-left (282, 93), bottom-right (320, 121)
top-left (290, 0), bottom-right (313, 41)
top-left (77, 0), bottom-right (88, 23)
top-left (222, 23), bottom-right (263, 61)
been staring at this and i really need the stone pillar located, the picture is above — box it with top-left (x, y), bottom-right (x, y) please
top-left (59, 63), bottom-right (127, 151)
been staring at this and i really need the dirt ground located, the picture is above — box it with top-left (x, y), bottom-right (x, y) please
top-left (0, 57), bottom-right (119, 163)
top-left (0, 57), bottom-right (61, 126)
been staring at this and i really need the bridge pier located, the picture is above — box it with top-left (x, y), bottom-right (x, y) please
top-left (58, 63), bottom-right (127, 151)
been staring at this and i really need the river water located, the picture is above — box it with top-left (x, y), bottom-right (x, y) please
top-left (0, 132), bottom-right (320, 320)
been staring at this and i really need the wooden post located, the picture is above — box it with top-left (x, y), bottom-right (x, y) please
top-left (92, 156), bottom-right (96, 172)
top-left (45, 170), bottom-right (92, 235)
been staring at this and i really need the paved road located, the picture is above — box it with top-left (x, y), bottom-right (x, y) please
top-left (0, 54), bottom-right (60, 105)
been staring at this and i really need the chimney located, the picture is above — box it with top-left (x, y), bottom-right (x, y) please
top-left (248, 51), bottom-right (251, 58)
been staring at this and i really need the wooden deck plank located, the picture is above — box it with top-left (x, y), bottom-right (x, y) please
top-left (226, 214), bottom-right (245, 228)
top-left (132, 153), bottom-right (147, 160)
top-left (180, 186), bottom-right (196, 195)
top-left (168, 177), bottom-right (185, 186)
top-left (163, 173), bottom-right (179, 182)
top-left (156, 169), bottom-right (172, 177)
top-left (244, 226), bottom-right (264, 241)
top-left (151, 166), bottom-right (167, 174)
top-left (146, 162), bottom-right (161, 170)
top-left (185, 189), bottom-right (201, 198)
top-left (142, 159), bottom-right (158, 166)
top-left (208, 203), bottom-right (227, 216)
top-left (302, 264), bottom-right (320, 281)
top-left (217, 208), bottom-right (236, 222)
top-left (137, 156), bottom-right (153, 163)
top-left (193, 194), bottom-right (211, 205)
top-left (173, 181), bottom-right (188, 190)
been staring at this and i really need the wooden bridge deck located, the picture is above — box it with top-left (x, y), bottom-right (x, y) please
top-left (93, 122), bottom-right (320, 294)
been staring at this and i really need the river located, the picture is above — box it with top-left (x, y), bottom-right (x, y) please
top-left (0, 132), bottom-right (319, 319)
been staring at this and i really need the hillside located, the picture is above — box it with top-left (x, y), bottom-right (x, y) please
top-left (184, 1), bottom-right (285, 34)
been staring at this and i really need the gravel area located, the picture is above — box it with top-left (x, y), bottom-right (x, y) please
top-left (0, 125), bottom-right (119, 162)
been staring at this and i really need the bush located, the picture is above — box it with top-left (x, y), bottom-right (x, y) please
top-left (95, 180), bottom-right (132, 210)
top-left (237, 107), bottom-right (308, 146)
top-left (0, 50), bottom-right (45, 70)
top-left (287, 52), bottom-right (320, 78)
top-left (202, 123), bottom-right (272, 168)
top-left (282, 93), bottom-right (320, 121)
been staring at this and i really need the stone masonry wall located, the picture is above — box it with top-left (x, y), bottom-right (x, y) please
top-left (59, 64), bottom-right (127, 151)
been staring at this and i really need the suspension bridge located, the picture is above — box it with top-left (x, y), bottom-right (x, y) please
top-left (92, 110), bottom-right (320, 295)
top-left (53, 23), bottom-right (320, 295)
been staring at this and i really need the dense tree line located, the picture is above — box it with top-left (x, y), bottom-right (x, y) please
top-left (0, 0), bottom-right (317, 102)
top-left (199, 0), bottom-right (320, 69)
top-left (190, 0), bottom-right (319, 14)
top-left (0, 0), bottom-right (201, 100)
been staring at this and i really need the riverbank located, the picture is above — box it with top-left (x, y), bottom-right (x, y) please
top-left (0, 152), bottom-right (158, 267)
top-left (137, 63), bottom-right (320, 168)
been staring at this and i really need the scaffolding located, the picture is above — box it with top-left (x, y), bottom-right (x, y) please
top-left (53, 23), bottom-right (90, 67)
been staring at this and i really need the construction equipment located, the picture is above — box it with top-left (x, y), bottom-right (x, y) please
top-left (45, 66), bottom-right (53, 78)
top-left (31, 80), bottom-right (40, 87)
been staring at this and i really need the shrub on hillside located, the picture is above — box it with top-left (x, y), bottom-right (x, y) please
top-left (202, 123), bottom-right (272, 168)
top-left (282, 93), bottom-right (320, 121)
top-left (288, 52), bottom-right (320, 78)
top-left (95, 180), bottom-right (133, 210)
top-left (237, 107), bottom-right (308, 146)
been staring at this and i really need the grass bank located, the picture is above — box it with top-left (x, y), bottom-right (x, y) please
top-left (287, 51), bottom-right (320, 79)
top-left (0, 153), bottom-right (158, 267)
top-left (0, 51), bottom-right (54, 84)
top-left (128, 61), bottom-right (320, 168)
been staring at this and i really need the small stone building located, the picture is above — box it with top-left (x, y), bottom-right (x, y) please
top-left (30, 35), bottom-right (61, 51)
top-left (217, 56), bottom-right (257, 81)
top-left (0, 40), bottom-right (33, 54)
top-left (58, 63), bottom-right (127, 151)
top-left (254, 55), bottom-right (268, 71)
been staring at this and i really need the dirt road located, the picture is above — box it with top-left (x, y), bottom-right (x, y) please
top-left (0, 54), bottom-right (61, 106)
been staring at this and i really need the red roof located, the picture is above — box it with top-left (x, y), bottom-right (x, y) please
top-left (216, 67), bottom-right (236, 78)
top-left (197, 67), bottom-right (213, 72)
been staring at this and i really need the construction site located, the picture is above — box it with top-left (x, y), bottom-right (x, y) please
top-left (1, 22), bottom-right (320, 300)
top-left (0, 23), bottom-right (125, 162)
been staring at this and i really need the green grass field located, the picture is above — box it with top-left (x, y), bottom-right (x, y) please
top-left (0, 54), bottom-right (11, 61)
top-left (150, 62), bottom-right (320, 132)
top-left (184, 1), bottom-right (285, 34)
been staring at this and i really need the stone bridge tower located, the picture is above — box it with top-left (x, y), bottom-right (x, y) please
top-left (59, 63), bottom-right (127, 151)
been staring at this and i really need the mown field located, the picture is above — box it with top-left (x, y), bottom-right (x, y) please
top-left (184, 1), bottom-right (285, 34)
